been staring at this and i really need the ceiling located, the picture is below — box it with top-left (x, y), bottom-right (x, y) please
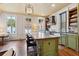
top-left (0, 3), bottom-right (70, 16)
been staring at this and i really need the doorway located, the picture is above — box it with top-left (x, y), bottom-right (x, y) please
top-left (59, 11), bottom-right (68, 46)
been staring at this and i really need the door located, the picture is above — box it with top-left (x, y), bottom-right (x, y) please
top-left (68, 35), bottom-right (78, 50)
top-left (42, 39), bottom-right (58, 56)
top-left (60, 11), bottom-right (68, 46)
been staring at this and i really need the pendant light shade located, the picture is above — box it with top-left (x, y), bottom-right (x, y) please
top-left (25, 4), bottom-right (33, 15)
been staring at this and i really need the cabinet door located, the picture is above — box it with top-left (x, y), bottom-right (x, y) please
top-left (61, 35), bottom-right (66, 45)
top-left (42, 39), bottom-right (58, 56)
top-left (59, 35), bottom-right (67, 46)
top-left (59, 37), bottom-right (61, 44)
top-left (68, 35), bottom-right (77, 50)
top-left (36, 40), bottom-right (43, 55)
top-left (76, 35), bottom-right (79, 51)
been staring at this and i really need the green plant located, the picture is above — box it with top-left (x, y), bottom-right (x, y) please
top-left (7, 19), bottom-right (15, 33)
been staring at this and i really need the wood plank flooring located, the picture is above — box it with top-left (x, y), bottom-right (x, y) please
top-left (0, 40), bottom-right (79, 56)
top-left (58, 45), bottom-right (79, 56)
top-left (0, 40), bottom-right (27, 56)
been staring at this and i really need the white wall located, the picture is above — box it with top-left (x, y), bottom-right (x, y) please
top-left (48, 3), bottom-right (77, 32)
top-left (0, 12), bottom-right (45, 40)
top-left (16, 14), bottom-right (26, 40)
top-left (25, 16), bottom-right (45, 31)
top-left (0, 13), bottom-right (26, 40)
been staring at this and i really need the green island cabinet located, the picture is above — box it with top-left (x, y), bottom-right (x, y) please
top-left (67, 34), bottom-right (78, 51)
top-left (36, 38), bottom-right (59, 56)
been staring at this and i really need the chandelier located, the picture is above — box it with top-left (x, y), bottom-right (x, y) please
top-left (25, 4), bottom-right (33, 15)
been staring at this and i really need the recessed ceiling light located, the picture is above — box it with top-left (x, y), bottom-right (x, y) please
top-left (51, 4), bottom-right (55, 7)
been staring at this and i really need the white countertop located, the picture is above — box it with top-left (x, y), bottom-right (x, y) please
top-left (32, 32), bottom-right (60, 39)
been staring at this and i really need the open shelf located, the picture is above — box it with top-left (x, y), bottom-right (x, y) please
top-left (69, 20), bottom-right (77, 23)
top-left (69, 7), bottom-right (77, 12)
top-left (68, 7), bottom-right (78, 33)
top-left (69, 25), bottom-right (77, 27)
top-left (69, 7), bottom-right (77, 26)
top-left (69, 11), bottom-right (77, 15)
top-left (69, 16), bottom-right (77, 19)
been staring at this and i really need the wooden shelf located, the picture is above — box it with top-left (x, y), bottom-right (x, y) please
top-left (69, 16), bottom-right (77, 19)
top-left (69, 7), bottom-right (77, 33)
top-left (69, 20), bottom-right (77, 23)
top-left (69, 25), bottom-right (77, 27)
top-left (69, 7), bottom-right (77, 12)
top-left (69, 11), bottom-right (77, 15)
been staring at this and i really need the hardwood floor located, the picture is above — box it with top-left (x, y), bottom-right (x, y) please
top-left (0, 40), bottom-right (79, 56)
top-left (0, 40), bottom-right (27, 56)
top-left (58, 45), bottom-right (79, 56)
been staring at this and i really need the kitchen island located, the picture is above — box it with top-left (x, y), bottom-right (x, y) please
top-left (32, 32), bottom-right (60, 56)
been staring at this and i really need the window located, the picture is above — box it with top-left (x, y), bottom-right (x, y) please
top-left (25, 18), bottom-right (32, 34)
top-left (7, 16), bottom-right (16, 34)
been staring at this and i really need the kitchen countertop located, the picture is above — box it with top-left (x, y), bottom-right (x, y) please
top-left (32, 32), bottom-right (60, 40)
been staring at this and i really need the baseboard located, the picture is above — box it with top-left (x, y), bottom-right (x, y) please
top-left (67, 47), bottom-right (78, 52)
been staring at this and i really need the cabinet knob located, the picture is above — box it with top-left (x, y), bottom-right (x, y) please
top-left (48, 42), bottom-right (50, 45)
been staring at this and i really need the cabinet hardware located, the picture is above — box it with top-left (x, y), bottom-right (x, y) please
top-left (48, 42), bottom-right (50, 45)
